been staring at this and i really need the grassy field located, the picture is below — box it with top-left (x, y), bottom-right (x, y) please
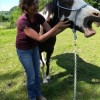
top-left (0, 22), bottom-right (10, 29)
top-left (0, 27), bottom-right (100, 100)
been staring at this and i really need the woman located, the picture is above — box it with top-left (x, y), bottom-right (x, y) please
top-left (16, 0), bottom-right (70, 100)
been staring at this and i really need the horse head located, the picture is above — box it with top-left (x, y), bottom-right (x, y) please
top-left (40, 0), bottom-right (100, 37)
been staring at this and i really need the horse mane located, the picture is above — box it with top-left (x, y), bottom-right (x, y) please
top-left (43, 0), bottom-right (57, 15)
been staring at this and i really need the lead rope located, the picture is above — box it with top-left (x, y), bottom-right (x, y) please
top-left (73, 32), bottom-right (77, 100)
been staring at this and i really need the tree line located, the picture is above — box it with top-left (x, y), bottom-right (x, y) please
top-left (85, 0), bottom-right (100, 10)
top-left (0, 0), bottom-right (99, 29)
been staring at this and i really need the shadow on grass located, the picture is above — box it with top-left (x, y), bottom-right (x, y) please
top-left (0, 70), bottom-right (28, 100)
top-left (0, 70), bottom-right (23, 81)
top-left (51, 53), bottom-right (100, 84)
top-left (41, 53), bottom-right (100, 100)
top-left (0, 85), bottom-right (28, 100)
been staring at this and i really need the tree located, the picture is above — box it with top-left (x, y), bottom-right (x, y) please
top-left (85, 0), bottom-right (100, 10)
top-left (8, 6), bottom-right (21, 28)
top-left (39, 0), bottom-right (52, 11)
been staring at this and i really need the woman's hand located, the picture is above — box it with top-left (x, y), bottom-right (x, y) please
top-left (55, 20), bottom-right (70, 29)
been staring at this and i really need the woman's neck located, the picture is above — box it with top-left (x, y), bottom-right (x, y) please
top-left (27, 13), bottom-right (35, 23)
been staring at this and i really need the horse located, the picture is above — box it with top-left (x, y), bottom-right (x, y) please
top-left (38, 0), bottom-right (100, 83)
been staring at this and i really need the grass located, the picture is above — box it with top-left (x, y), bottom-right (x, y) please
top-left (0, 26), bottom-right (100, 100)
top-left (0, 22), bottom-right (10, 29)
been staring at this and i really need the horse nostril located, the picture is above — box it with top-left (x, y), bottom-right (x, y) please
top-left (93, 12), bottom-right (99, 16)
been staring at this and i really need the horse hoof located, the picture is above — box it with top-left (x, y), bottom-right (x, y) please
top-left (46, 75), bottom-right (51, 80)
top-left (43, 79), bottom-right (48, 84)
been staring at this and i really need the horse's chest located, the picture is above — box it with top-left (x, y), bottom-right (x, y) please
top-left (38, 37), bottom-right (56, 52)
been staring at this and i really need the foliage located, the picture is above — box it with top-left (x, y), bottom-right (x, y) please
top-left (0, 6), bottom-right (21, 29)
top-left (9, 6), bottom-right (21, 23)
top-left (9, 6), bottom-right (21, 28)
top-left (85, 0), bottom-right (100, 10)
top-left (39, 0), bottom-right (48, 10)
top-left (0, 11), bottom-right (11, 22)
top-left (39, 0), bottom-right (52, 10)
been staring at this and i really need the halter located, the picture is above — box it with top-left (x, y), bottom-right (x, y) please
top-left (57, 0), bottom-right (88, 39)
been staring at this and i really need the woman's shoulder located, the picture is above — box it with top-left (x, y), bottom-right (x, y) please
top-left (34, 13), bottom-right (45, 24)
top-left (17, 13), bottom-right (29, 28)
top-left (34, 13), bottom-right (44, 19)
top-left (17, 13), bottom-right (27, 22)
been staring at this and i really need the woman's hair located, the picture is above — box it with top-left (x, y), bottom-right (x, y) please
top-left (19, 0), bottom-right (34, 12)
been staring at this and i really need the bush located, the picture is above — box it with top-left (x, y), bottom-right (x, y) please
top-left (85, 0), bottom-right (100, 10)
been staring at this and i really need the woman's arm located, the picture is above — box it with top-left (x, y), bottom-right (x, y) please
top-left (42, 21), bottom-right (70, 35)
top-left (24, 20), bottom-right (70, 42)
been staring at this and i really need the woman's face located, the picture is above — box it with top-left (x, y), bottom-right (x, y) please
top-left (27, 0), bottom-right (39, 14)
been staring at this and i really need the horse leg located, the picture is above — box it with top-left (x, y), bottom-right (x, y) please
top-left (40, 52), bottom-right (48, 83)
top-left (46, 50), bottom-right (53, 79)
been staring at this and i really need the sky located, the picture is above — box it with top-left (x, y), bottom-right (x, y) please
top-left (0, 0), bottom-right (19, 11)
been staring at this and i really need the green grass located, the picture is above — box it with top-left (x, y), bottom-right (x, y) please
top-left (0, 22), bottom-right (10, 29)
top-left (0, 27), bottom-right (100, 100)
